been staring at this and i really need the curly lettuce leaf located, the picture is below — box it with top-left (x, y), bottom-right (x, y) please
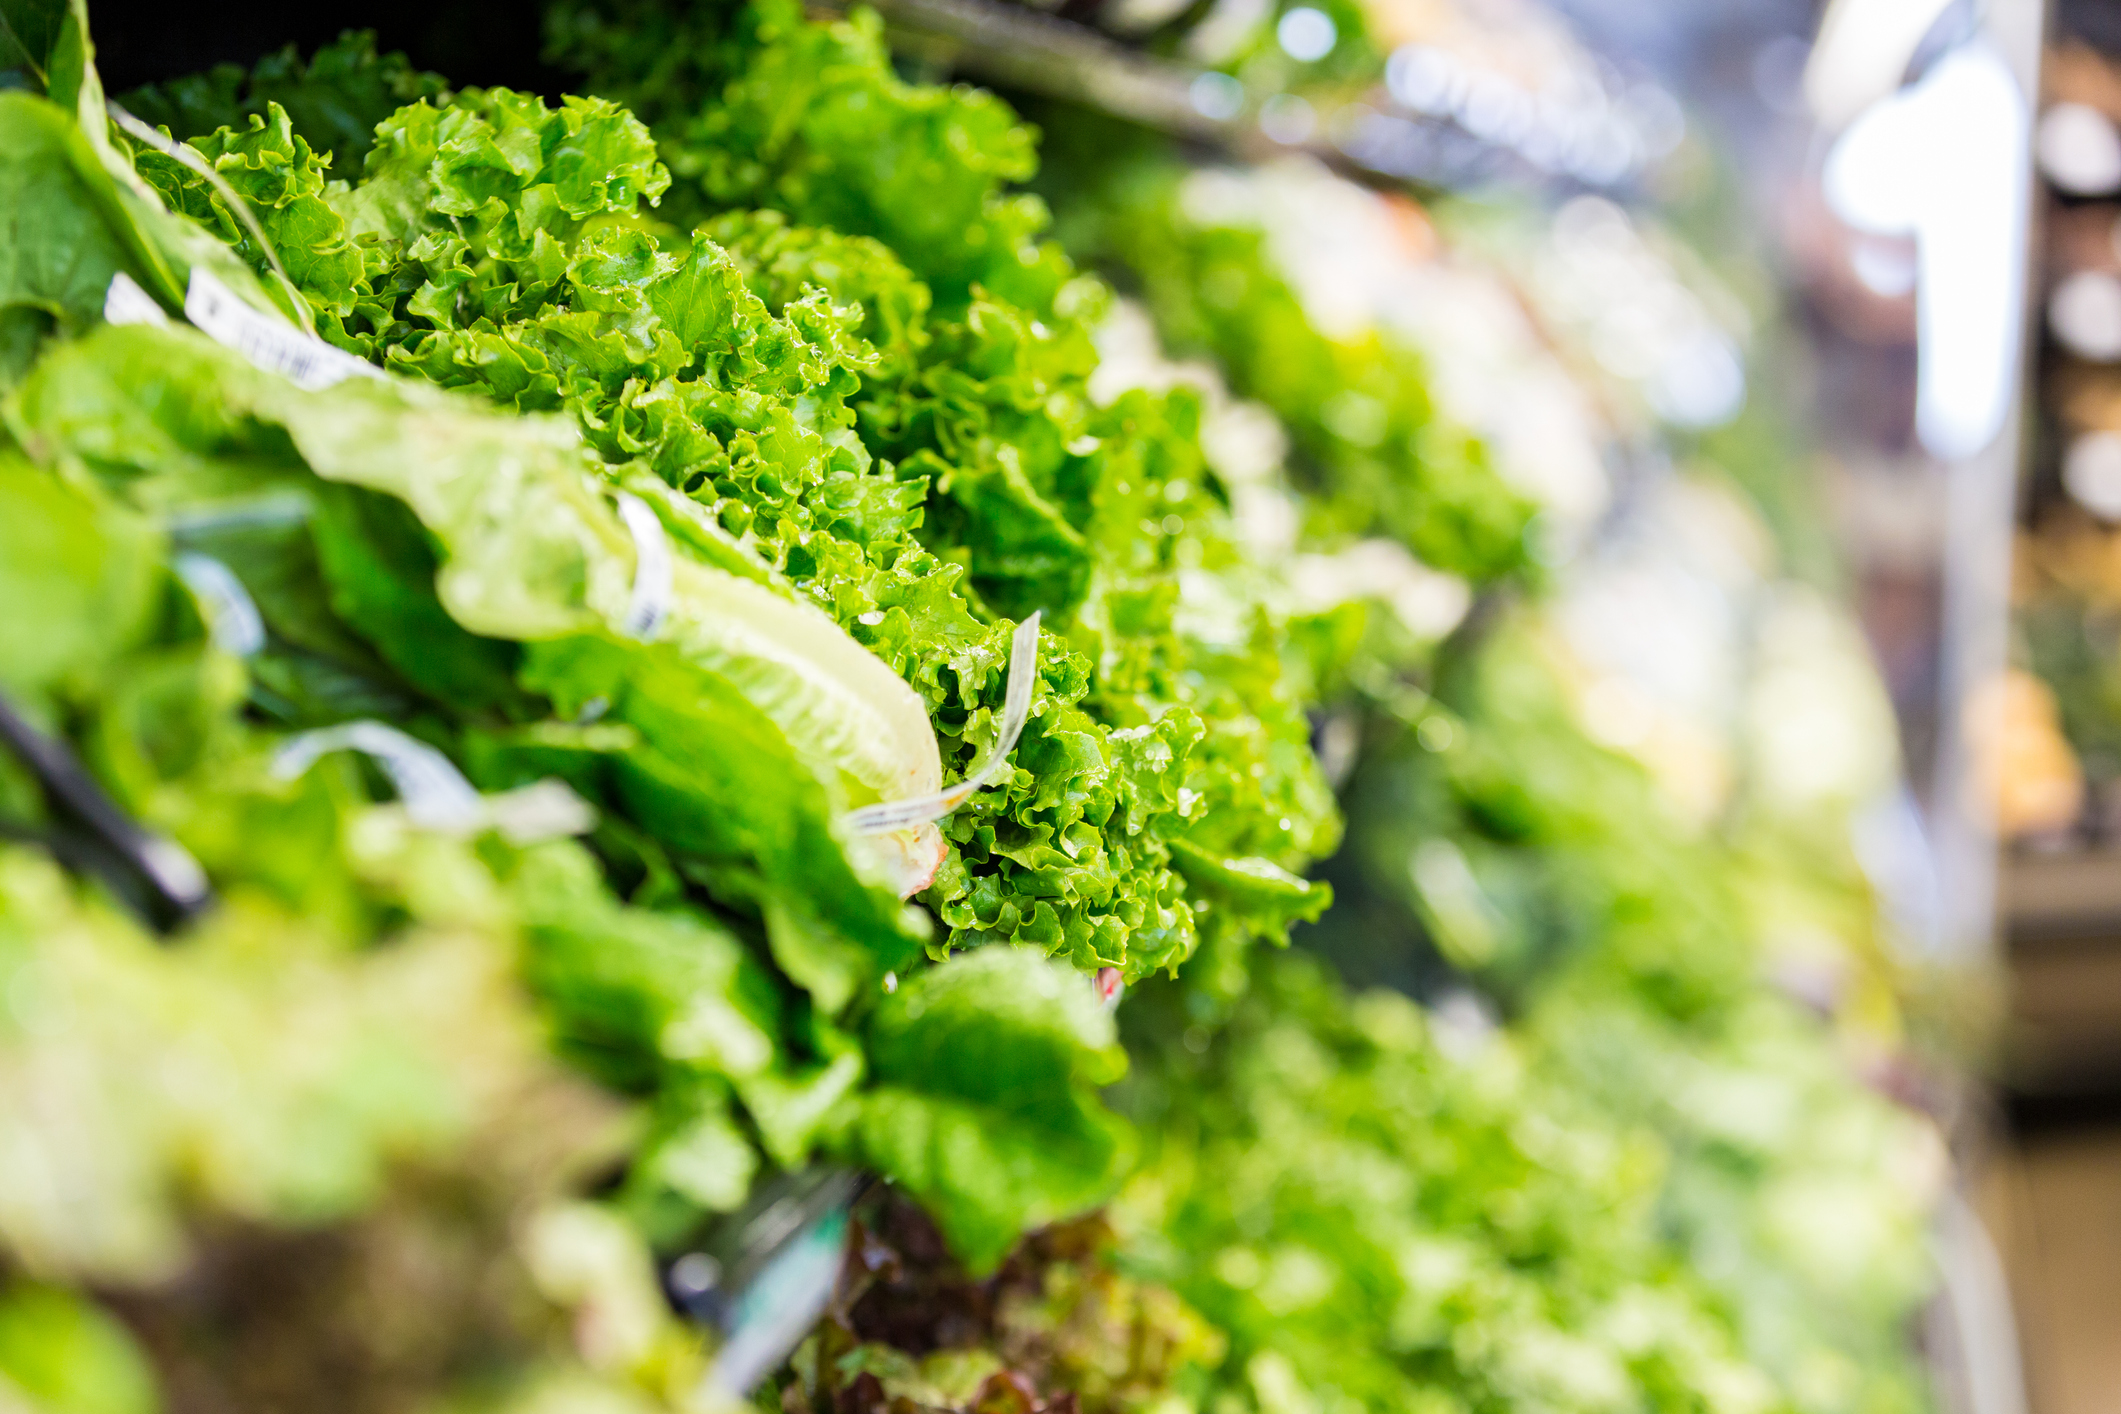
top-left (131, 101), bottom-right (378, 334)
top-left (1114, 954), bottom-right (1780, 1414)
top-left (547, 0), bottom-right (1044, 304)
top-left (117, 30), bottom-right (450, 181)
top-left (1330, 625), bottom-right (1940, 1413)
top-left (0, 81), bottom-right (334, 345)
top-left (1042, 145), bottom-right (1535, 582)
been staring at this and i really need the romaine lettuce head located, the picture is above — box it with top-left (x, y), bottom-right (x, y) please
top-left (6, 317), bottom-right (933, 999)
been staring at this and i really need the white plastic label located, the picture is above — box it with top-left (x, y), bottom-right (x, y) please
top-left (843, 611), bottom-right (1042, 835)
top-left (103, 271), bottom-right (171, 327)
top-left (185, 268), bottom-right (381, 391)
top-left (615, 492), bottom-right (672, 641)
top-left (173, 553), bottom-right (266, 657)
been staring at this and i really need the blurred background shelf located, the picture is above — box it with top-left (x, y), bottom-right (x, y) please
top-left (1996, 850), bottom-right (2121, 1119)
top-left (2001, 848), bottom-right (2121, 945)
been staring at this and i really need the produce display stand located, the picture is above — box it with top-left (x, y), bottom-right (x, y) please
top-left (1922, 2), bottom-right (2121, 1407)
top-left (0, 1), bottom-right (2013, 1412)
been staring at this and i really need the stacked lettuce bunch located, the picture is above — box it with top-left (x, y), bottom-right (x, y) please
top-left (1036, 140), bottom-right (1940, 1414)
top-left (121, 6), bottom-right (1349, 987)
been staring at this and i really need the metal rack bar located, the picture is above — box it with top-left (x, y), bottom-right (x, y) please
top-left (819, 0), bottom-right (1603, 196)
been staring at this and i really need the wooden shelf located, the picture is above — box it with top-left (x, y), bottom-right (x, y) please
top-left (2000, 848), bottom-right (2121, 946)
top-left (1998, 849), bottom-right (2121, 1101)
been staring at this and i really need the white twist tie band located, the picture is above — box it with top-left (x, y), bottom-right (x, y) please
top-left (103, 271), bottom-right (171, 326)
top-left (842, 611), bottom-right (1042, 836)
top-left (271, 720), bottom-right (596, 842)
top-left (272, 720), bottom-right (486, 831)
top-left (173, 553), bottom-right (266, 657)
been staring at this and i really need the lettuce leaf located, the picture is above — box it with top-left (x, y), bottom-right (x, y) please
top-left (0, 1282), bottom-right (159, 1414)
top-left (1114, 954), bottom-right (1779, 1414)
top-left (0, 450), bottom-right (160, 707)
top-left (0, 92), bottom-right (152, 335)
top-left (8, 0), bottom-right (1342, 1289)
top-left (842, 947), bottom-right (1133, 1274)
top-left (117, 30), bottom-right (450, 181)
top-left (547, 0), bottom-right (1045, 304)
top-left (0, 840), bottom-right (578, 1283)
top-left (1042, 145), bottom-right (1536, 582)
